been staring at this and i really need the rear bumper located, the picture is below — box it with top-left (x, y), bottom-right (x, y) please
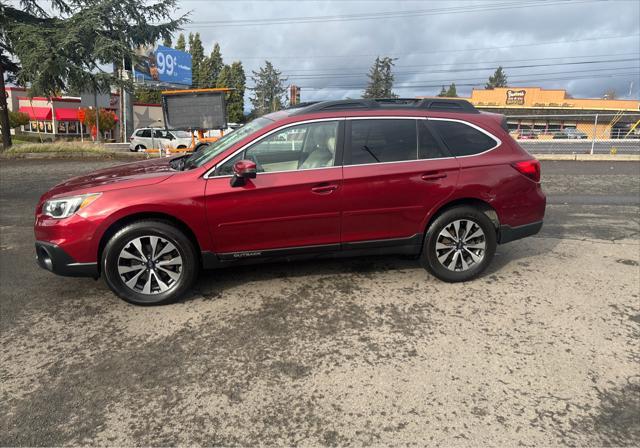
top-left (498, 221), bottom-right (543, 244)
top-left (35, 241), bottom-right (98, 278)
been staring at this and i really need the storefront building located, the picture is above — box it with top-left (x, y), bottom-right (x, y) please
top-left (458, 87), bottom-right (640, 139)
top-left (6, 87), bottom-right (164, 141)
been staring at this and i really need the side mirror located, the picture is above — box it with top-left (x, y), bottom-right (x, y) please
top-left (230, 160), bottom-right (257, 187)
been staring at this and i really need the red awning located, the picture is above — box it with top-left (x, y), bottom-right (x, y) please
top-left (54, 108), bottom-right (81, 121)
top-left (18, 106), bottom-right (52, 121)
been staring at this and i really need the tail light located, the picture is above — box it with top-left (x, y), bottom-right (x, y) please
top-left (512, 159), bottom-right (541, 182)
top-left (129, 136), bottom-right (134, 141)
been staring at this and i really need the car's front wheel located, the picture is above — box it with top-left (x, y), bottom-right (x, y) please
top-left (102, 221), bottom-right (198, 305)
top-left (421, 206), bottom-right (496, 282)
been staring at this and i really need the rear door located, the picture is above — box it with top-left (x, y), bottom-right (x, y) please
top-left (341, 117), bottom-right (459, 245)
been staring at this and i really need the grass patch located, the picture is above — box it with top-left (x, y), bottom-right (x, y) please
top-left (0, 142), bottom-right (146, 159)
top-left (4, 142), bottom-right (110, 154)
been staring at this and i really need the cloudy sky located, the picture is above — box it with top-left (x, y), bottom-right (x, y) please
top-left (171, 0), bottom-right (640, 102)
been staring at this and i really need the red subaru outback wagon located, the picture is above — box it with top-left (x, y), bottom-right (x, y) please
top-left (35, 98), bottom-right (545, 305)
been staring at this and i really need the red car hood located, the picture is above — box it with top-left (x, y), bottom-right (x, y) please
top-left (45, 158), bottom-right (176, 198)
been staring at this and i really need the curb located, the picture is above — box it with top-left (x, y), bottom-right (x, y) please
top-left (533, 154), bottom-right (640, 161)
top-left (0, 152), bottom-right (149, 161)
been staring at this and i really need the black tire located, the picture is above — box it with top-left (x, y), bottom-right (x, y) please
top-left (102, 220), bottom-right (198, 305)
top-left (421, 206), bottom-right (497, 282)
top-left (132, 144), bottom-right (146, 152)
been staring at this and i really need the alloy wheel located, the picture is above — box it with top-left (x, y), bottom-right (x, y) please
top-left (117, 235), bottom-right (183, 295)
top-left (435, 219), bottom-right (486, 272)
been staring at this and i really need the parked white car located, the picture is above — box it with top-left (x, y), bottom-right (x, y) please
top-left (129, 128), bottom-right (193, 152)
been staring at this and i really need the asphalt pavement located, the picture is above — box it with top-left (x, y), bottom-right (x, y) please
top-left (1, 159), bottom-right (638, 446)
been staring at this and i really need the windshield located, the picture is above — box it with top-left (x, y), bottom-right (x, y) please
top-left (184, 117), bottom-right (274, 168)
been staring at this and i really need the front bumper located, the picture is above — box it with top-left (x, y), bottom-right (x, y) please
top-left (35, 241), bottom-right (98, 278)
top-left (498, 221), bottom-right (543, 244)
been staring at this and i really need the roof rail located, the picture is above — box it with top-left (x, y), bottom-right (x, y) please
top-left (291, 98), bottom-right (478, 114)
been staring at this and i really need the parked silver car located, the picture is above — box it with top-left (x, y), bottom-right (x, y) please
top-left (129, 128), bottom-right (193, 151)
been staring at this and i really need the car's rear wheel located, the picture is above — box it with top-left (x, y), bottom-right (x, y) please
top-left (132, 144), bottom-right (146, 152)
top-left (421, 206), bottom-right (496, 282)
top-left (102, 221), bottom-right (198, 305)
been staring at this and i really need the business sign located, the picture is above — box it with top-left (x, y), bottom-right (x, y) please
top-left (133, 45), bottom-right (192, 86)
top-left (506, 89), bottom-right (526, 106)
top-left (162, 90), bottom-right (227, 130)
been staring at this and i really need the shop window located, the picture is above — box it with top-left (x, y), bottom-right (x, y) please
top-left (58, 121), bottom-right (68, 134)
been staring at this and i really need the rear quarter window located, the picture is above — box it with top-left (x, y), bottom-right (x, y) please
top-left (431, 120), bottom-right (498, 156)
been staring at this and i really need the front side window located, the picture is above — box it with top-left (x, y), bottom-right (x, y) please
top-left (431, 120), bottom-right (498, 156)
top-left (218, 121), bottom-right (339, 175)
top-left (348, 119), bottom-right (417, 165)
top-left (186, 117), bottom-right (274, 169)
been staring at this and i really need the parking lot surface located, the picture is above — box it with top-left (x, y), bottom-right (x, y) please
top-left (1, 159), bottom-right (639, 446)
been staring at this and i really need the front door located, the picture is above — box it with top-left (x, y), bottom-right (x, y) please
top-left (341, 118), bottom-right (459, 244)
top-left (205, 119), bottom-right (344, 255)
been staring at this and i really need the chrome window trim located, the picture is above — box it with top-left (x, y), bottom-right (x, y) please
top-left (204, 115), bottom-right (502, 177)
top-left (204, 117), bottom-right (345, 179)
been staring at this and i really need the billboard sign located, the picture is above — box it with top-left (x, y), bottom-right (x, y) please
top-left (133, 45), bottom-right (192, 86)
top-left (162, 90), bottom-right (227, 130)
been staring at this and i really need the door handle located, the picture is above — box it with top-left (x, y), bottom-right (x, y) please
top-left (311, 184), bottom-right (338, 194)
top-left (421, 172), bottom-right (447, 181)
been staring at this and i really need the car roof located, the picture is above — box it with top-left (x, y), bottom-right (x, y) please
top-left (287, 98), bottom-right (479, 116)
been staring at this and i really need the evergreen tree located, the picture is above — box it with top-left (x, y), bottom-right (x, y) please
top-left (249, 61), bottom-right (287, 116)
top-left (175, 33), bottom-right (186, 51)
top-left (438, 82), bottom-right (458, 97)
top-left (486, 66), bottom-right (508, 89)
top-left (363, 56), bottom-right (397, 98)
top-left (0, 0), bottom-right (186, 149)
top-left (188, 32), bottom-right (205, 87)
top-left (198, 42), bottom-right (224, 89)
top-left (162, 35), bottom-right (172, 47)
top-left (218, 61), bottom-right (246, 123)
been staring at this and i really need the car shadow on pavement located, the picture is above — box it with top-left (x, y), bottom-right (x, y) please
top-left (187, 235), bottom-right (561, 303)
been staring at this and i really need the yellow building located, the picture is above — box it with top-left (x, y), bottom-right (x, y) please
top-left (458, 87), bottom-right (639, 139)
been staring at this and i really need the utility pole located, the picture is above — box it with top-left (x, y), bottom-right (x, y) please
top-left (0, 65), bottom-right (12, 149)
top-left (590, 113), bottom-right (598, 155)
top-left (93, 88), bottom-right (101, 143)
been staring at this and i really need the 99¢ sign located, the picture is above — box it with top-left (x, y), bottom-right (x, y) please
top-left (134, 45), bottom-right (192, 86)
top-left (156, 50), bottom-right (177, 77)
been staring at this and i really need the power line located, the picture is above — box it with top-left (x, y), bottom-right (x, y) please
top-left (293, 70), bottom-right (640, 90)
top-left (280, 52), bottom-right (640, 73)
top-left (285, 58), bottom-right (639, 79)
top-left (186, 0), bottom-right (600, 27)
top-left (221, 33), bottom-right (640, 60)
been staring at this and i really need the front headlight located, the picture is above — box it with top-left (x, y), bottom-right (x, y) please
top-left (42, 193), bottom-right (101, 219)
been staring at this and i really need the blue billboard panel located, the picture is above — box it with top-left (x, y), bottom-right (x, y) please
top-left (133, 45), bottom-right (192, 86)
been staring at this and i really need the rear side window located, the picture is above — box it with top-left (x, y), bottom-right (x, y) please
top-left (418, 121), bottom-right (448, 159)
top-left (431, 120), bottom-right (497, 156)
top-left (349, 119), bottom-right (417, 165)
top-left (138, 129), bottom-right (151, 138)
